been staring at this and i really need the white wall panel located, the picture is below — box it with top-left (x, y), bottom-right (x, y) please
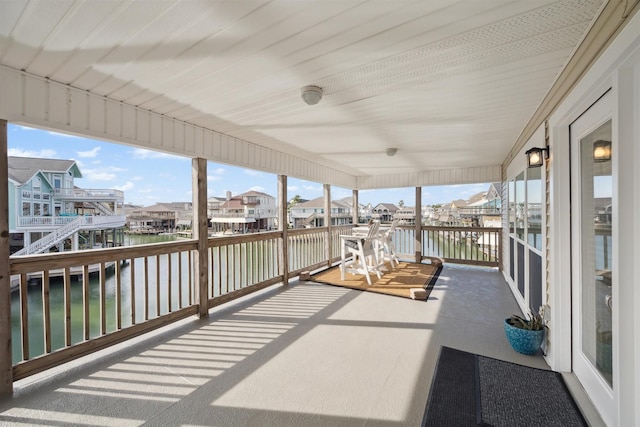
top-left (161, 117), bottom-right (173, 148)
top-left (88, 97), bottom-right (105, 134)
top-left (49, 84), bottom-right (67, 126)
top-left (136, 110), bottom-right (150, 144)
top-left (24, 78), bottom-right (46, 121)
top-left (0, 65), bottom-right (503, 190)
top-left (105, 100), bottom-right (121, 137)
top-left (149, 114), bottom-right (162, 147)
top-left (69, 91), bottom-right (88, 130)
top-left (174, 121), bottom-right (185, 152)
top-left (184, 125), bottom-right (195, 154)
top-left (357, 165), bottom-right (502, 189)
top-left (122, 105), bottom-right (136, 141)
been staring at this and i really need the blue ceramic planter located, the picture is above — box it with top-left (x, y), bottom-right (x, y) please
top-left (504, 318), bottom-right (545, 355)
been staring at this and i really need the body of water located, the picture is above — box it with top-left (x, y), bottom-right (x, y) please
top-left (11, 234), bottom-right (184, 363)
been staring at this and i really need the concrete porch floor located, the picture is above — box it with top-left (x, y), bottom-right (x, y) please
top-left (0, 264), bottom-right (603, 426)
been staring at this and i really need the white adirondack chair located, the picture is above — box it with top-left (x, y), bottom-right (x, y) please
top-left (379, 218), bottom-right (400, 268)
top-left (343, 220), bottom-right (383, 285)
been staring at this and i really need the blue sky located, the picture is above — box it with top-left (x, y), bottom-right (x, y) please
top-left (7, 124), bottom-right (490, 207)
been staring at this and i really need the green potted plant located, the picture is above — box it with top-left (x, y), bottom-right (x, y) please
top-left (504, 306), bottom-right (546, 355)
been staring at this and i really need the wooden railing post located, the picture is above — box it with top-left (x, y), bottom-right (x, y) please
top-left (324, 184), bottom-right (332, 268)
top-left (352, 189), bottom-right (358, 225)
top-left (278, 175), bottom-right (289, 285)
top-left (415, 187), bottom-right (422, 263)
top-left (0, 120), bottom-right (12, 394)
top-left (193, 158), bottom-right (209, 318)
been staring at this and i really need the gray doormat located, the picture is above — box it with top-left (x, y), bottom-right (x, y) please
top-left (423, 346), bottom-right (587, 427)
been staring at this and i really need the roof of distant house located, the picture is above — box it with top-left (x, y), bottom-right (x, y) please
top-left (373, 203), bottom-right (399, 211)
top-left (8, 156), bottom-right (81, 184)
top-left (237, 190), bottom-right (274, 198)
top-left (294, 196), bottom-right (350, 209)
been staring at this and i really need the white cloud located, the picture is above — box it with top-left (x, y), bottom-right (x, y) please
top-left (80, 165), bottom-right (127, 181)
top-left (288, 186), bottom-right (299, 191)
top-left (115, 181), bottom-right (134, 191)
top-left (14, 125), bottom-right (36, 131)
top-left (83, 170), bottom-right (117, 181)
top-left (8, 148), bottom-right (57, 158)
top-left (131, 176), bottom-right (144, 181)
top-left (244, 169), bottom-right (260, 176)
top-left (77, 147), bottom-right (101, 158)
top-left (208, 168), bottom-right (225, 181)
top-left (47, 130), bottom-right (80, 138)
top-left (132, 148), bottom-right (184, 160)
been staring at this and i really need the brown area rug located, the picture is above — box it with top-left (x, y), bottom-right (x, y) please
top-left (310, 261), bottom-right (440, 300)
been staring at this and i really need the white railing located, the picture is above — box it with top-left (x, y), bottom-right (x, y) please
top-left (8, 224), bottom-right (499, 385)
top-left (18, 216), bottom-right (77, 227)
top-left (18, 215), bottom-right (126, 228)
top-left (14, 217), bottom-right (86, 255)
top-left (54, 188), bottom-right (124, 200)
top-left (13, 216), bottom-right (127, 255)
top-left (88, 201), bottom-right (114, 215)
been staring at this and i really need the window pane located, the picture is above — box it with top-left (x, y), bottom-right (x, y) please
top-left (527, 167), bottom-right (542, 250)
top-left (580, 120), bottom-right (613, 387)
top-left (508, 180), bottom-right (515, 233)
top-left (515, 172), bottom-right (525, 239)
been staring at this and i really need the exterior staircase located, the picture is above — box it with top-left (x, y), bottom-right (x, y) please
top-left (303, 213), bottom-right (317, 226)
top-left (87, 201), bottom-right (114, 216)
top-left (13, 215), bottom-right (126, 256)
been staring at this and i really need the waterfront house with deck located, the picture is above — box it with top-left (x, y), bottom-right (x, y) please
top-left (209, 190), bottom-right (277, 233)
top-left (125, 202), bottom-right (193, 234)
top-left (1, 1), bottom-right (640, 425)
top-left (8, 156), bottom-right (126, 254)
top-left (371, 203), bottom-right (398, 223)
top-left (289, 196), bottom-right (353, 228)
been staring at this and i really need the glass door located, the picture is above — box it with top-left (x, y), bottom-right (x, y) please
top-left (570, 91), bottom-right (615, 426)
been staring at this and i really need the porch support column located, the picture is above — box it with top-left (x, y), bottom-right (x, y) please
top-left (278, 175), bottom-right (289, 285)
top-left (415, 187), bottom-right (422, 263)
top-left (71, 232), bottom-right (79, 251)
top-left (0, 119), bottom-right (13, 394)
top-left (324, 184), bottom-right (332, 267)
top-left (192, 158), bottom-right (208, 318)
top-left (352, 190), bottom-right (358, 225)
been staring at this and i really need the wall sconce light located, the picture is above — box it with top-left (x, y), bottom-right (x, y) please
top-left (525, 146), bottom-right (549, 168)
top-left (593, 140), bottom-right (611, 162)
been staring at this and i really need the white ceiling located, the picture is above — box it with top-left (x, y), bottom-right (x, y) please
top-left (0, 0), bottom-right (605, 178)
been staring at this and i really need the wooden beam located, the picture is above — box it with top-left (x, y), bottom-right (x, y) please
top-left (352, 190), bottom-right (358, 225)
top-left (324, 184), bottom-right (332, 268)
top-left (0, 119), bottom-right (13, 394)
top-left (278, 175), bottom-right (289, 285)
top-left (192, 158), bottom-right (208, 318)
top-left (415, 187), bottom-right (422, 263)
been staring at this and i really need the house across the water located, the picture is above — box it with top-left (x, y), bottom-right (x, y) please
top-left (8, 156), bottom-right (126, 255)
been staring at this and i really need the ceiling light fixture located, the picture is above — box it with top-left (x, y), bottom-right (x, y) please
top-left (301, 85), bottom-right (323, 105)
top-left (386, 148), bottom-right (398, 157)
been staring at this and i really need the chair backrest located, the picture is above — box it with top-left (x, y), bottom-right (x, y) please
top-left (366, 220), bottom-right (380, 239)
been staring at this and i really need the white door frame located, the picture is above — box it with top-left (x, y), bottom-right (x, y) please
top-left (569, 91), bottom-right (616, 427)
top-left (547, 11), bottom-right (640, 425)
